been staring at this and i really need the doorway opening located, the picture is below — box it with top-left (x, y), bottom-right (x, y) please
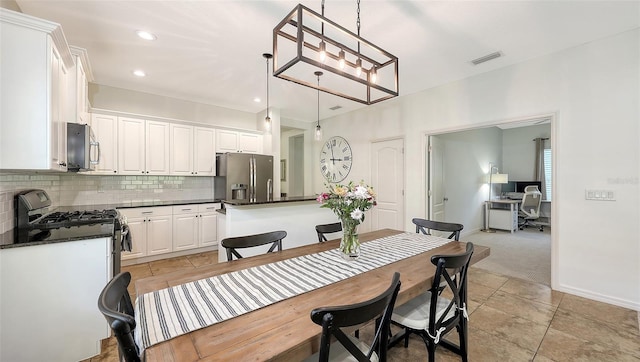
top-left (425, 114), bottom-right (556, 287)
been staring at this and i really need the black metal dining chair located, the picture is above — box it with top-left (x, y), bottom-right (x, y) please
top-left (315, 222), bottom-right (342, 242)
top-left (98, 271), bottom-right (141, 362)
top-left (389, 243), bottom-right (474, 362)
top-left (303, 272), bottom-right (401, 362)
top-left (412, 218), bottom-right (464, 241)
top-left (221, 230), bottom-right (287, 261)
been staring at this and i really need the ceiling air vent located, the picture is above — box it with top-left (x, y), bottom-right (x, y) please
top-left (471, 51), bottom-right (502, 65)
top-left (329, 105), bottom-right (342, 111)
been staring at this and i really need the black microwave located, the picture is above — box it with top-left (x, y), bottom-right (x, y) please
top-left (67, 123), bottom-right (99, 172)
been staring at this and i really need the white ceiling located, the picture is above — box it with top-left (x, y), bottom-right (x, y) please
top-left (15, 1), bottom-right (639, 123)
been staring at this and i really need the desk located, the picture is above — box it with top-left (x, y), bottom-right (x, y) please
top-left (484, 199), bottom-right (520, 233)
top-left (136, 229), bottom-right (489, 361)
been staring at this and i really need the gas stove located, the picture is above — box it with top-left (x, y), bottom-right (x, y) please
top-left (32, 209), bottom-right (120, 230)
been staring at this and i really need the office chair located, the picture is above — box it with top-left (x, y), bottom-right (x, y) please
top-left (221, 230), bottom-right (287, 261)
top-left (98, 272), bottom-right (141, 362)
top-left (518, 185), bottom-right (543, 231)
top-left (315, 222), bottom-right (342, 242)
top-left (389, 243), bottom-right (474, 362)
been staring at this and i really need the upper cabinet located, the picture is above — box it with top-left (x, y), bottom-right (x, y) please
top-left (90, 113), bottom-right (118, 174)
top-left (68, 46), bottom-right (92, 124)
top-left (118, 117), bottom-right (170, 175)
top-left (0, 9), bottom-right (74, 171)
top-left (216, 130), bottom-right (263, 153)
top-left (170, 124), bottom-right (216, 176)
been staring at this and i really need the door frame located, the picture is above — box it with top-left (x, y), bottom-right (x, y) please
top-left (422, 112), bottom-right (558, 289)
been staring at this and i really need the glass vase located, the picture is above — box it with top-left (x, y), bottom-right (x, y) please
top-left (339, 217), bottom-right (360, 261)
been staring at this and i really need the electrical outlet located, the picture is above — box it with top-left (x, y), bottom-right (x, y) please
top-left (585, 189), bottom-right (615, 201)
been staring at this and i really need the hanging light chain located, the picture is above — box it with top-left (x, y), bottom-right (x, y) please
top-left (321, 0), bottom-right (325, 35)
top-left (266, 56), bottom-right (270, 115)
top-left (317, 74), bottom-right (320, 126)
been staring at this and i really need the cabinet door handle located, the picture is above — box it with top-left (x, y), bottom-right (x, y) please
top-left (142, 211), bottom-right (153, 214)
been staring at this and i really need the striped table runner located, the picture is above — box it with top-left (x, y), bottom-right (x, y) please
top-left (134, 232), bottom-right (451, 350)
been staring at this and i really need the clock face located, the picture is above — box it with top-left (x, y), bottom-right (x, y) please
top-left (319, 136), bottom-right (353, 183)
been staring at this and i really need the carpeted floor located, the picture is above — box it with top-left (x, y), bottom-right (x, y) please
top-left (463, 227), bottom-right (551, 285)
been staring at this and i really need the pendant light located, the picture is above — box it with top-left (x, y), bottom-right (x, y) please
top-left (263, 53), bottom-right (272, 132)
top-left (314, 71), bottom-right (323, 141)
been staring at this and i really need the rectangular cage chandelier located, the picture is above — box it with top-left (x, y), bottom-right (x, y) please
top-left (273, 3), bottom-right (399, 105)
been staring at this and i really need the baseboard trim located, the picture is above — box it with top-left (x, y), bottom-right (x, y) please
top-left (557, 283), bottom-right (640, 311)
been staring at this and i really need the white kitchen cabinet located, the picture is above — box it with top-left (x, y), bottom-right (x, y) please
top-left (216, 129), bottom-right (263, 153)
top-left (170, 124), bottom-right (216, 176)
top-left (199, 203), bottom-right (219, 247)
top-left (0, 10), bottom-right (74, 171)
top-left (120, 207), bottom-right (173, 259)
top-left (118, 117), bottom-right (170, 175)
top-left (172, 203), bottom-right (219, 251)
top-left (68, 46), bottom-right (91, 124)
top-left (90, 113), bottom-right (118, 174)
top-left (0, 237), bottom-right (111, 361)
top-left (194, 127), bottom-right (216, 175)
top-left (172, 205), bottom-right (199, 251)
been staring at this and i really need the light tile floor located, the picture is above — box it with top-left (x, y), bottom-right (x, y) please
top-left (87, 251), bottom-right (640, 362)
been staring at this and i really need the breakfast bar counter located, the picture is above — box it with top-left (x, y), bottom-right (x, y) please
top-left (218, 197), bottom-right (338, 262)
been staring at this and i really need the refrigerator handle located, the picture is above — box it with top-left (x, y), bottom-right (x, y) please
top-left (251, 156), bottom-right (256, 201)
top-left (267, 178), bottom-right (273, 201)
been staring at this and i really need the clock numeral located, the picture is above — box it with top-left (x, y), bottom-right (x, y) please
top-left (331, 139), bottom-right (337, 146)
top-left (343, 156), bottom-right (350, 161)
top-left (332, 173), bottom-right (336, 180)
top-left (342, 164), bottom-right (349, 170)
top-left (320, 158), bottom-right (326, 163)
top-left (342, 147), bottom-right (349, 153)
top-left (321, 165), bottom-right (327, 172)
top-left (326, 141), bottom-right (332, 149)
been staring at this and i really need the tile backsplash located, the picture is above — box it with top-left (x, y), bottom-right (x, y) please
top-left (0, 172), bottom-right (214, 234)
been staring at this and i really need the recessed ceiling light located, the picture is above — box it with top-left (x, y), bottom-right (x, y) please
top-left (136, 30), bottom-right (157, 41)
top-left (254, 97), bottom-right (261, 103)
top-left (133, 70), bottom-right (146, 77)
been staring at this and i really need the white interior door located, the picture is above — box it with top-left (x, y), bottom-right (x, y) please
top-left (370, 138), bottom-right (404, 231)
top-left (429, 136), bottom-right (446, 222)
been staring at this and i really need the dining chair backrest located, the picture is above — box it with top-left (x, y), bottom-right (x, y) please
top-left (310, 272), bottom-right (401, 362)
top-left (97, 272), bottom-right (141, 362)
top-left (412, 218), bottom-right (464, 241)
top-left (221, 230), bottom-right (287, 261)
top-left (315, 222), bottom-right (342, 242)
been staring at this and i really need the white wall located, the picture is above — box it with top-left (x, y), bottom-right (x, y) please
top-left (502, 124), bottom-right (551, 180)
top-left (436, 127), bottom-right (503, 233)
top-left (89, 84), bottom-right (257, 130)
top-left (314, 29), bottom-right (639, 310)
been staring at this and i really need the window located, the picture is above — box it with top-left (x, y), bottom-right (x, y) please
top-left (543, 148), bottom-right (552, 200)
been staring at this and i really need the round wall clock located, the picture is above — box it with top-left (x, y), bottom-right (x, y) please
top-left (319, 136), bottom-right (353, 183)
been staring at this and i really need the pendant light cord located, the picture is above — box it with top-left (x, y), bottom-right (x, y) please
top-left (317, 74), bottom-right (320, 127)
top-left (356, 0), bottom-right (361, 53)
top-left (266, 57), bottom-right (270, 117)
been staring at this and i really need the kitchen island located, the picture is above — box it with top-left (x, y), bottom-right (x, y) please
top-left (219, 196), bottom-right (339, 262)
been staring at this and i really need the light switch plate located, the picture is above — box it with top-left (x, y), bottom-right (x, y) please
top-left (585, 189), bottom-right (615, 201)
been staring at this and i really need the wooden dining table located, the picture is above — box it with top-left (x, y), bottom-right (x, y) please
top-left (136, 228), bottom-right (489, 361)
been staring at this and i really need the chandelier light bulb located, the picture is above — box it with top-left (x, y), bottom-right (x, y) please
top-left (319, 41), bottom-right (327, 62)
top-left (338, 50), bottom-right (345, 69)
top-left (355, 58), bottom-right (362, 76)
top-left (315, 124), bottom-right (322, 141)
top-left (370, 66), bottom-right (377, 84)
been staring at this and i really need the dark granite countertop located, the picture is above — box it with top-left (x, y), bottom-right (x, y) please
top-left (223, 195), bottom-right (319, 206)
top-left (56, 199), bottom-right (221, 212)
top-left (0, 223), bottom-right (116, 249)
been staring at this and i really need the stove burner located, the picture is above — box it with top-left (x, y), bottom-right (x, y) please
top-left (29, 209), bottom-right (120, 230)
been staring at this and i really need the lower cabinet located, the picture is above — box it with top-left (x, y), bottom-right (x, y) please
top-left (121, 203), bottom-right (218, 261)
top-left (172, 203), bottom-right (218, 251)
top-left (120, 206), bottom-right (173, 260)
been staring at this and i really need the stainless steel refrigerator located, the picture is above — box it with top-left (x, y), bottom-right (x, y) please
top-left (215, 153), bottom-right (274, 202)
